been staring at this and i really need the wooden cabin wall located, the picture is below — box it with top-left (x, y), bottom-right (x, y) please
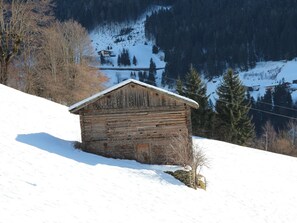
top-left (78, 83), bottom-right (193, 164)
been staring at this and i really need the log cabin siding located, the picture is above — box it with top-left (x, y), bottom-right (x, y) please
top-left (70, 80), bottom-right (198, 164)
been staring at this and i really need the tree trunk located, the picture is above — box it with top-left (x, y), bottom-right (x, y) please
top-left (0, 60), bottom-right (8, 85)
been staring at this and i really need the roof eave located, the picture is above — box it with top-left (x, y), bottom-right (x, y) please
top-left (68, 79), bottom-right (199, 114)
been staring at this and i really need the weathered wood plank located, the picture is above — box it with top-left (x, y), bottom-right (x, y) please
top-left (76, 82), bottom-right (195, 164)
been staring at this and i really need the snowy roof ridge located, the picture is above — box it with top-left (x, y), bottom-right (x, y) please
top-left (69, 79), bottom-right (199, 113)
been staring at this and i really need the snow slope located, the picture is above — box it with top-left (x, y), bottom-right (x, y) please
top-left (206, 59), bottom-right (297, 103)
top-left (1, 84), bottom-right (297, 223)
top-left (90, 7), bottom-right (297, 103)
top-left (90, 6), bottom-right (166, 86)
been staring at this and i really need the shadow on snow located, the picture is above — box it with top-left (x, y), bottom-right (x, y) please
top-left (16, 132), bottom-right (183, 186)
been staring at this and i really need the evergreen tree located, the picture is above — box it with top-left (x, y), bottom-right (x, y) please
top-left (177, 66), bottom-right (213, 137)
top-left (152, 45), bottom-right (159, 54)
top-left (132, 56), bottom-right (137, 66)
top-left (161, 71), bottom-right (167, 87)
top-left (117, 54), bottom-right (121, 66)
top-left (117, 48), bottom-right (131, 66)
top-left (122, 49), bottom-right (131, 66)
top-left (176, 77), bottom-right (183, 95)
top-left (138, 71), bottom-right (144, 82)
top-left (272, 83), bottom-right (293, 130)
top-left (148, 58), bottom-right (157, 85)
top-left (256, 88), bottom-right (273, 134)
top-left (215, 69), bottom-right (254, 145)
top-left (130, 71), bottom-right (136, 79)
top-left (100, 53), bottom-right (106, 65)
top-left (248, 95), bottom-right (261, 137)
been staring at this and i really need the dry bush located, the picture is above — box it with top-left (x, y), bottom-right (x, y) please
top-left (287, 120), bottom-right (297, 148)
top-left (166, 133), bottom-right (209, 188)
top-left (274, 138), bottom-right (293, 155)
top-left (166, 133), bottom-right (192, 166)
top-left (254, 120), bottom-right (297, 157)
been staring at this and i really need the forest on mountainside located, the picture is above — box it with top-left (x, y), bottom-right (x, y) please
top-left (145, 0), bottom-right (297, 81)
top-left (54, 0), bottom-right (174, 30)
top-left (55, 0), bottom-right (297, 81)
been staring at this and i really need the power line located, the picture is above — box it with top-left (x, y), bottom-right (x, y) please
top-left (130, 73), bottom-right (297, 121)
top-left (255, 100), bottom-right (297, 112)
top-left (161, 75), bottom-right (297, 121)
top-left (216, 98), bottom-right (297, 121)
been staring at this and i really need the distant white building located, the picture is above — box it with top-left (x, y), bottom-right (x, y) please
top-left (98, 50), bottom-right (115, 57)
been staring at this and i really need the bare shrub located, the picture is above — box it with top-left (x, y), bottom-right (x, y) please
top-left (254, 121), bottom-right (297, 157)
top-left (192, 144), bottom-right (209, 173)
top-left (258, 121), bottom-right (277, 152)
top-left (166, 133), bottom-right (209, 189)
top-left (274, 137), bottom-right (293, 155)
top-left (287, 120), bottom-right (297, 148)
top-left (166, 133), bottom-right (192, 166)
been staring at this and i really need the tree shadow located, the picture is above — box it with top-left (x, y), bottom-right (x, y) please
top-left (16, 132), bottom-right (183, 186)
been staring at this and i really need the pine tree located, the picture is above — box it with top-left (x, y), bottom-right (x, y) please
top-left (177, 66), bottom-right (212, 137)
top-left (132, 56), bottom-right (137, 66)
top-left (130, 71), bottom-right (136, 79)
top-left (152, 45), bottom-right (159, 54)
top-left (256, 88), bottom-right (273, 134)
top-left (148, 58), bottom-right (157, 86)
top-left (215, 69), bottom-right (254, 145)
top-left (272, 83), bottom-right (293, 130)
top-left (138, 71), bottom-right (144, 82)
top-left (117, 54), bottom-right (121, 66)
top-left (176, 77), bottom-right (183, 95)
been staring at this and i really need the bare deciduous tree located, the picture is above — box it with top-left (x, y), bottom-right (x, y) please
top-left (192, 144), bottom-right (208, 175)
top-left (261, 121), bottom-right (277, 152)
top-left (287, 120), bottom-right (297, 147)
top-left (35, 20), bottom-right (107, 104)
top-left (0, 0), bottom-right (53, 85)
top-left (166, 133), bottom-right (193, 166)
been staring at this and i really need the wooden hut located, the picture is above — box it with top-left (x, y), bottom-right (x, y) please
top-left (69, 79), bottom-right (199, 164)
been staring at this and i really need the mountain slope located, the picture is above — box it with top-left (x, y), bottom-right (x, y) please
top-left (90, 6), bottom-right (167, 87)
top-left (1, 84), bottom-right (297, 223)
top-left (91, 7), bottom-right (297, 105)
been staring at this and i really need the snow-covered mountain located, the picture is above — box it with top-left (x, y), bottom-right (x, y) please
top-left (90, 6), bottom-right (297, 103)
top-left (1, 81), bottom-right (297, 222)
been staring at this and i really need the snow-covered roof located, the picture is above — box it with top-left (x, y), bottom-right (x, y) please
top-left (69, 79), bottom-right (199, 113)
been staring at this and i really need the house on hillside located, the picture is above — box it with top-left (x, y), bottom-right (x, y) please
top-left (244, 85), bottom-right (260, 92)
top-left (98, 50), bottom-right (115, 57)
top-left (69, 79), bottom-right (198, 164)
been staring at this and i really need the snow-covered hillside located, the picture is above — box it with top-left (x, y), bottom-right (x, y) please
top-left (207, 59), bottom-right (297, 102)
top-left (90, 6), bottom-right (167, 87)
top-left (90, 6), bottom-right (297, 103)
top-left (1, 84), bottom-right (297, 222)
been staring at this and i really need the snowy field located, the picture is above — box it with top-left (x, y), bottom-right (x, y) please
top-left (1, 84), bottom-right (297, 223)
